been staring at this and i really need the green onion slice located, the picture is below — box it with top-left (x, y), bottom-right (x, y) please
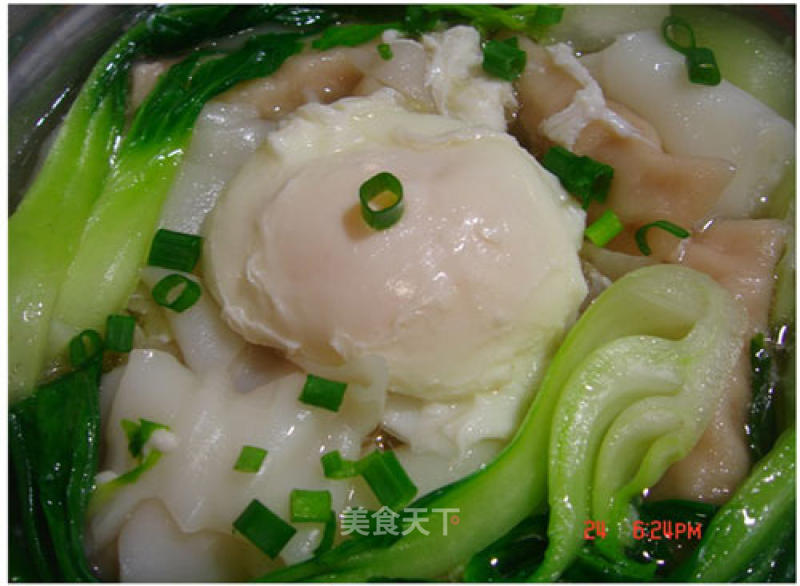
top-left (662, 16), bottom-right (721, 86)
top-left (290, 489), bottom-right (333, 523)
top-left (314, 510), bottom-right (337, 556)
top-left (147, 229), bottom-right (204, 272)
top-left (542, 146), bottom-right (614, 209)
top-left (299, 374), bottom-right (348, 412)
top-left (234, 445), bottom-right (268, 473)
top-left (532, 5), bottom-right (564, 26)
top-left (69, 329), bottom-right (103, 369)
top-left (482, 37), bottom-right (526, 81)
top-left (377, 42), bottom-right (393, 60)
top-left (686, 47), bottom-right (721, 86)
top-left (359, 172), bottom-right (405, 230)
top-left (233, 499), bottom-right (297, 559)
top-left (634, 220), bottom-right (690, 256)
top-left (321, 450), bottom-right (362, 479)
top-left (121, 418), bottom-right (169, 460)
top-left (584, 210), bottom-right (623, 247)
top-left (105, 314), bottom-right (136, 353)
top-left (359, 450), bottom-right (418, 510)
top-left (661, 16), bottom-right (696, 54)
top-left (151, 274), bottom-right (202, 313)
top-left (113, 451), bottom-right (163, 486)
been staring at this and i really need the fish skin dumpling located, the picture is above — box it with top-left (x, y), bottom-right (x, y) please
top-left (583, 30), bottom-right (795, 219)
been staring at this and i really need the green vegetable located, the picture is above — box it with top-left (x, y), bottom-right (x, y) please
top-left (671, 5), bottom-right (795, 122)
top-left (359, 450), bottom-right (418, 510)
top-left (634, 220), bottom-right (690, 256)
top-left (377, 42), bottom-right (394, 60)
top-left (147, 228), bottom-right (204, 272)
top-left (234, 499), bottom-right (297, 559)
top-left (322, 449), bottom-right (417, 509)
top-left (584, 209), bottom-right (623, 247)
top-left (9, 359), bottom-right (102, 581)
top-left (629, 499), bottom-right (718, 576)
top-left (315, 511), bottom-right (339, 556)
top-left (359, 171), bottom-right (405, 231)
top-left (121, 418), bottom-right (170, 461)
top-left (463, 514), bottom-right (548, 582)
top-left (105, 314), bottom-right (136, 353)
top-left (531, 264), bottom-right (744, 581)
top-left (321, 450), bottom-right (362, 479)
top-left (291, 490), bottom-right (334, 523)
top-left (420, 5), bottom-right (564, 40)
top-left (746, 333), bottom-right (779, 460)
top-left (260, 265), bottom-right (742, 582)
top-left (300, 374), bottom-right (349, 412)
top-left (47, 32), bottom-right (302, 355)
top-left (93, 451), bottom-right (164, 506)
top-left (482, 37), bottom-right (527, 81)
top-left (312, 23), bottom-right (398, 50)
top-left (68, 329), bottom-right (103, 369)
top-left (542, 146), bottom-right (614, 209)
top-left (402, 6), bottom-right (438, 36)
top-left (151, 274), bottom-right (203, 313)
top-left (662, 16), bottom-right (721, 86)
top-left (676, 426), bottom-right (795, 582)
top-left (234, 445), bottom-right (268, 473)
top-left (7, 5), bottom-right (293, 401)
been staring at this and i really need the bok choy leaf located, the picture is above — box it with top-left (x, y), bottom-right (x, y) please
top-left (9, 5), bottom-right (319, 401)
top-left (675, 426), bottom-right (796, 582)
top-left (260, 265), bottom-right (744, 582)
top-left (531, 265), bottom-right (745, 581)
top-left (9, 357), bottom-right (102, 581)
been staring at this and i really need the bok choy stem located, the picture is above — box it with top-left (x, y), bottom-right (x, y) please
top-left (8, 5), bottom-right (326, 401)
top-left (46, 34), bottom-right (303, 358)
top-left (676, 426), bottom-right (796, 582)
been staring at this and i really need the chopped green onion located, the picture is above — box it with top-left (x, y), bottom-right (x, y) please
top-left (68, 329), bottom-right (103, 368)
top-left (299, 374), bottom-right (348, 412)
top-left (321, 450), bottom-right (362, 479)
top-left (233, 499), bottom-right (297, 559)
top-left (234, 445), bottom-right (268, 473)
top-left (542, 146), bottom-right (614, 209)
top-left (359, 450), bottom-right (417, 510)
top-left (634, 220), bottom-right (690, 256)
top-left (290, 489), bottom-right (333, 523)
top-left (110, 451), bottom-right (163, 486)
top-left (686, 47), bottom-right (721, 86)
top-left (151, 273), bottom-right (202, 312)
top-left (377, 43), bottom-right (393, 60)
top-left (402, 5), bottom-right (438, 35)
top-left (662, 16), bottom-right (721, 86)
top-left (314, 510), bottom-right (337, 556)
top-left (482, 37), bottom-right (527, 81)
top-left (105, 314), bottom-right (136, 353)
top-left (121, 418), bottom-right (169, 460)
top-left (359, 172), bottom-right (405, 230)
top-left (661, 15), bottom-right (696, 54)
top-left (584, 210), bottom-right (623, 247)
top-left (147, 228), bottom-right (204, 272)
top-left (531, 5), bottom-right (564, 26)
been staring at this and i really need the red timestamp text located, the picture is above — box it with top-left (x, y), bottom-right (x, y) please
top-left (632, 520), bottom-right (702, 540)
top-left (583, 520), bottom-right (703, 541)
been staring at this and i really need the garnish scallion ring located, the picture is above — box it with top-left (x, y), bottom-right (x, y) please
top-left (661, 16), bottom-right (721, 86)
top-left (661, 16), bottom-right (697, 55)
top-left (151, 273), bottom-right (202, 312)
top-left (359, 171), bottom-right (405, 230)
top-left (635, 220), bottom-right (691, 256)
